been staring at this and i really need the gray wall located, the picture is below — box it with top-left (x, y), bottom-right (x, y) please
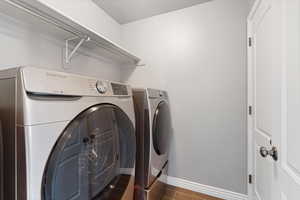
top-left (121, 0), bottom-right (248, 194)
top-left (248, 0), bottom-right (256, 11)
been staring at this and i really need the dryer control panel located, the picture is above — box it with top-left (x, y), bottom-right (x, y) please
top-left (22, 67), bottom-right (131, 97)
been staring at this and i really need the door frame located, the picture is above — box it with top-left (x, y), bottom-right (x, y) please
top-left (247, 1), bottom-right (261, 200)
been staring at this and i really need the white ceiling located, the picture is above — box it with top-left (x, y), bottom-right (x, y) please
top-left (93, 0), bottom-right (212, 24)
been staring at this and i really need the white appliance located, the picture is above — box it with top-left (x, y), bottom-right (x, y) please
top-left (133, 88), bottom-right (172, 200)
top-left (0, 67), bottom-right (136, 200)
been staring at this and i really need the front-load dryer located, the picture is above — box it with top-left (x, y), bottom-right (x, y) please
top-left (133, 88), bottom-right (172, 200)
top-left (0, 67), bottom-right (136, 200)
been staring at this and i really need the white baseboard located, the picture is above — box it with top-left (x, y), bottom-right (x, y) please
top-left (167, 176), bottom-right (248, 200)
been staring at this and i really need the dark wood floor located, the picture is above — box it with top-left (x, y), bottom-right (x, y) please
top-left (162, 185), bottom-right (223, 200)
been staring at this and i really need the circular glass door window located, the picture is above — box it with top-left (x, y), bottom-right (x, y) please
top-left (152, 101), bottom-right (171, 155)
top-left (42, 104), bottom-right (135, 200)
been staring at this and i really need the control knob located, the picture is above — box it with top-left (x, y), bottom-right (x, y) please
top-left (96, 80), bottom-right (107, 94)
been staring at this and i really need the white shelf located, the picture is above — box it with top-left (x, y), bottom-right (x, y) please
top-left (0, 0), bottom-right (142, 66)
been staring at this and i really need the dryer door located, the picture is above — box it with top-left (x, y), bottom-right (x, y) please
top-left (152, 101), bottom-right (171, 157)
top-left (42, 104), bottom-right (135, 200)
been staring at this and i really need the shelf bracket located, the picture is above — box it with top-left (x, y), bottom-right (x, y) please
top-left (65, 36), bottom-right (90, 63)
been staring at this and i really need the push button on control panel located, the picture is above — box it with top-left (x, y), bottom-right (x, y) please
top-left (96, 80), bottom-right (107, 94)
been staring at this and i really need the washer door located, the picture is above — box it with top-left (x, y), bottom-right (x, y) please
top-left (152, 101), bottom-right (171, 156)
top-left (42, 104), bottom-right (135, 200)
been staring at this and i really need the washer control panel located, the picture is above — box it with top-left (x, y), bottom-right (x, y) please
top-left (22, 67), bottom-right (131, 97)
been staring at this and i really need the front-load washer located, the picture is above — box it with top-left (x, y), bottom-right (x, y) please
top-left (133, 88), bottom-right (172, 200)
top-left (0, 121), bottom-right (3, 200)
top-left (0, 66), bottom-right (136, 200)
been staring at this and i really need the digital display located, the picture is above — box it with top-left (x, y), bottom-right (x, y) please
top-left (111, 83), bottom-right (128, 95)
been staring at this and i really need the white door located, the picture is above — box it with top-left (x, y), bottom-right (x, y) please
top-left (248, 0), bottom-right (300, 200)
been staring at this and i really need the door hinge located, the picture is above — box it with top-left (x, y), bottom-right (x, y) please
top-left (248, 37), bottom-right (252, 47)
top-left (249, 174), bottom-right (253, 184)
top-left (248, 106), bottom-right (252, 115)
